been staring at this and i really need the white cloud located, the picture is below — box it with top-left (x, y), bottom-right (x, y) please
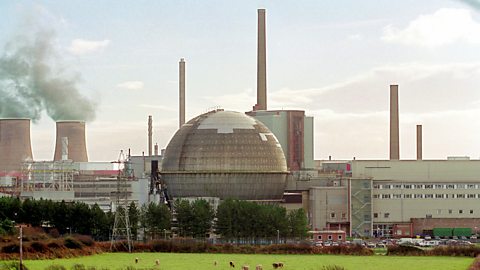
top-left (68, 39), bottom-right (110, 55)
top-left (382, 8), bottom-right (480, 47)
top-left (117, 81), bottom-right (144, 90)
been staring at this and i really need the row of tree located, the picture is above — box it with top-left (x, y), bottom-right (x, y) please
top-left (0, 197), bottom-right (309, 241)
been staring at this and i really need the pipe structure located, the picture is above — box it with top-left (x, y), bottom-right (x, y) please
top-left (148, 115), bottom-right (152, 156)
top-left (256, 9), bottom-right (267, 111)
top-left (54, 121), bottom-right (88, 162)
top-left (0, 119), bottom-right (33, 173)
top-left (417, 125), bottom-right (422, 160)
top-left (389, 85), bottom-right (399, 160)
top-left (179, 58), bottom-right (186, 127)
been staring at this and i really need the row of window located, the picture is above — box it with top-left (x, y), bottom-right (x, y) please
top-left (373, 183), bottom-right (479, 189)
top-left (374, 209), bottom-right (475, 219)
top-left (373, 193), bottom-right (480, 199)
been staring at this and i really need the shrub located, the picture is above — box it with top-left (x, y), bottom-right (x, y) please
top-left (64, 237), bottom-right (83, 249)
top-left (429, 246), bottom-right (480, 257)
top-left (47, 241), bottom-right (62, 249)
top-left (469, 255), bottom-right (480, 270)
top-left (45, 265), bottom-right (67, 270)
top-left (387, 245), bottom-right (425, 256)
top-left (73, 235), bottom-right (95, 247)
top-left (1, 243), bottom-right (20, 253)
top-left (29, 241), bottom-right (49, 253)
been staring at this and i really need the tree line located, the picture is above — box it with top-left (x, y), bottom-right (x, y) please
top-left (0, 197), bottom-right (309, 241)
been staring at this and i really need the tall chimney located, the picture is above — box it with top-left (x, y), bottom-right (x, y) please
top-left (54, 121), bottom-right (88, 162)
top-left (256, 8), bottom-right (267, 111)
top-left (154, 143), bottom-right (159, 156)
top-left (148, 115), bottom-right (152, 156)
top-left (0, 119), bottom-right (33, 173)
top-left (416, 125), bottom-right (422, 160)
top-left (179, 58), bottom-right (186, 127)
top-left (389, 85), bottom-right (399, 160)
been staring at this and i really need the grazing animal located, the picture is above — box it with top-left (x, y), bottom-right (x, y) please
top-left (255, 264), bottom-right (263, 270)
top-left (241, 265), bottom-right (249, 270)
top-left (155, 259), bottom-right (160, 266)
top-left (214, 260), bottom-right (218, 266)
top-left (135, 258), bottom-right (139, 264)
top-left (229, 261), bottom-right (235, 268)
top-left (272, 262), bottom-right (284, 269)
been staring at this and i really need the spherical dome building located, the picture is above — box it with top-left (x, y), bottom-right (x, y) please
top-left (161, 110), bottom-right (288, 200)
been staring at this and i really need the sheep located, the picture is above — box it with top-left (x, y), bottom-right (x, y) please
top-left (241, 265), bottom-right (249, 270)
top-left (155, 259), bottom-right (160, 266)
top-left (135, 258), bottom-right (139, 264)
top-left (230, 261), bottom-right (235, 268)
top-left (255, 264), bottom-right (263, 270)
top-left (272, 262), bottom-right (284, 269)
top-left (214, 260), bottom-right (218, 266)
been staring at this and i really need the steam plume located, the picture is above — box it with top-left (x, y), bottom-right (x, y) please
top-left (0, 28), bottom-right (96, 122)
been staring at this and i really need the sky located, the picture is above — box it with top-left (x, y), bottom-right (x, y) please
top-left (1, 0), bottom-right (480, 161)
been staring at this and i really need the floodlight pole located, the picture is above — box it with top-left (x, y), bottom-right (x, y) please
top-left (19, 226), bottom-right (23, 270)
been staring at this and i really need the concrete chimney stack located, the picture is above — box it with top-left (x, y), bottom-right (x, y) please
top-left (0, 119), bottom-right (33, 173)
top-left (255, 8), bottom-right (267, 111)
top-left (389, 85), bottom-right (400, 160)
top-left (54, 121), bottom-right (88, 162)
top-left (179, 58), bottom-right (186, 127)
top-left (416, 125), bottom-right (422, 160)
top-left (148, 115), bottom-right (153, 156)
top-left (154, 143), bottom-right (159, 156)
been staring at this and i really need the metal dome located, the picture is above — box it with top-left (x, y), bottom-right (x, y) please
top-left (161, 110), bottom-right (288, 200)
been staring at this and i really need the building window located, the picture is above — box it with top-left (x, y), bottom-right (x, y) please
top-left (426, 214), bottom-right (432, 218)
top-left (468, 184), bottom-right (475, 189)
top-left (425, 184), bottom-right (433, 189)
top-left (318, 235), bottom-right (322, 240)
top-left (330, 212), bottom-right (336, 218)
top-left (404, 184), bottom-right (412, 189)
top-left (341, 213), bottom-right (346, 219)
top-left (338, 235), bottom-right (343, 240)
top-left (394, 184), bottom-right (402, 189)
top-left (435, 184), bottom-right (444, 189)
top-left (414, 194), bottom-right (423, 199)
top-left (448, 209), bottom-right (453, 214)
top-left (425, 194), bottom-right (433, 199)
top-left (415, 184), bottom-right (423, 189)
top-left (437, 209), bottom-right (442, 214)
top-left (457, 194), bottom-right (465, 198)
top-left (457, 184), bottom-right (465, 189)
top-left (435, 194), bottom-right (443, 199)
top-left (328, 235), bottom-right (333, 240)
top-left (468, 194), bottom-right (475, 199)
top-left (373, 213), bottom-right (378, 218)
top-left (470, 210), bottom-right (474, 214)
top-left (381, 194), bottom-right (391, 199)
top-left (373, 184), bottom-right (380, 189)
top-left (393, 194), bottom-right (402, 199)
top-left (384, 184), bottom-right (391, 189)
top-left (404, 194), bottom-right (412, 199)
top-left (459, 210), bottom-right (463, 214)
top-left (384, 213), bottom-right (390, 218)
top-left (447, 184), bottom-right (455, 189)
top-left (373, 194), bottom-right (379, 199)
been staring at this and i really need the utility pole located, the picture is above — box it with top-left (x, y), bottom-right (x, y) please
top-left (110, 150), bottom-right (133, 252)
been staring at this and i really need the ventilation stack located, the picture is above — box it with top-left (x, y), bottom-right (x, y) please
top-left (389, 85), bottom-right (399, 160)
top-left (416, 125), bottom-right (422, 160)
top-left (54, 121), bottom-right (88, 162)
top-left (148, 115), bottom-right (153, 156)
top-left (0, 119), bottom-right (33, 173)
top-left (179, 58), bottom-right (186, 128)
top-left (254, 8), bottom-right (267, 111)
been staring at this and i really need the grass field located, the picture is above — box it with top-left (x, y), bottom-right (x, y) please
top-left (23, 252), bottom-right (473, 270)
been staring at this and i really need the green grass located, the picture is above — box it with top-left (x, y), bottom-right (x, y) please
top-left (23, 252), bottom-right (473, 270)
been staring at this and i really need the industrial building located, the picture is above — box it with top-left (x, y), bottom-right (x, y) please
top-left (0, 7), bottom-right (478, 241)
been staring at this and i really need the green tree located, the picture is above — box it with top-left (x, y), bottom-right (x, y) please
top-left (128, 202), bottom-right (139, 239)
top-left (191, 199), bottom-right (214, 238)
top-left (145, 202), bottom-right (171, 239)
top-left (288, 208), bottom-right (309, 238)
top-left (174, 199), bottom-right (193, 237)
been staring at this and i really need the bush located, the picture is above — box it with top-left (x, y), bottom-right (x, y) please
top-left (45, 265), bottom-right (67, 270)
top-left (29, 241), bottom-right (49, 253)
top-left (429, 246), bottom-right (480, 257)
top-left (387, 245), bottom-right (425, 256)
top-left (47, 241), bottom-right (62, 249)
top-left (469, 255), bottom-right (480, 270)
top-left (1, 243), bottom-right (20, 253)
top-left (73, 235), bottom-right (95, 247)
top-left (64, 237), bottom-right (83, 249)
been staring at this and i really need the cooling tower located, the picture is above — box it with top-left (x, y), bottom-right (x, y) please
top-left (54, 121), bottom-right (88, 162)
top-left (0, 119), bottom-right (34, 173)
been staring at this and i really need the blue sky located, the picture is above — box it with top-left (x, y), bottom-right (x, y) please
top-left (1, 0), bottom-right (480, 161)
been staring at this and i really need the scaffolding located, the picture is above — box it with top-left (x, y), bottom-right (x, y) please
top-left (19, 161), bottom-right (75, 200)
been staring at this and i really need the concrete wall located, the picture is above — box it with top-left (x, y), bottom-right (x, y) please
top-left (304, 116), bottom-right (315, 170)
top-left (309, 187), bottom-right (348, 230)
top-left (411, 218), bottom-right (480, 236)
